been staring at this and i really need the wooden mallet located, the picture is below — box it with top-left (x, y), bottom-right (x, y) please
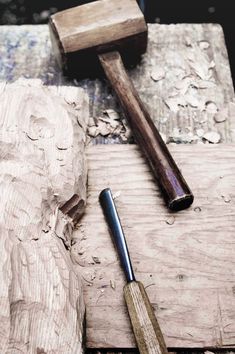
top-left (49, 0), bottom-right (194, 211)
top-left (99, 188), bottom-right (169, 354)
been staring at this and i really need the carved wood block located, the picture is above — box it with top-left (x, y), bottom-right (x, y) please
top-left (0, 79), bottom-right (89, 353)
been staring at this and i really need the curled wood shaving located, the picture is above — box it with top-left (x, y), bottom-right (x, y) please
top-left (165, 216), bottom-right (175, 225)
top-left (203, 131), bottom-right (221, 144)
top-left (110, 280), bottom-right (116, 290)
top-left (150, 67), bottom-right (166, 82)
top-left (221, 194), bottom-right (231, 203)
top-left (199, 41), bottom-right (210, 50)
top-left (214, 107), bottom-right (228, 123)
top-left (205, 101), bottom-right (218, 114)
top-left (103, 109), bottom-right (120, 120)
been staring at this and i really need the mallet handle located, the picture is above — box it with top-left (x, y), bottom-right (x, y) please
top-left (99, 51), bottom-right (193, 211)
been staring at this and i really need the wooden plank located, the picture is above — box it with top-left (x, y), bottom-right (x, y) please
top-left (0, 79), bottom-right (89, 353)
top-left (0, 24), bottom-right (234, 144)
top-left (71, 144), bottom-right (235, 349)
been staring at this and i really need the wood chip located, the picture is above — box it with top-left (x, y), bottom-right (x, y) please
top-left (110, 280), bottom-right (116, 290)
top-left (165, 216), bottom-right (175, 225)
top-left (196, 129), bottom-right (204, 137)
top-left (150, 67), bottom-right (165, 81)
top-left (194, 207), bottom-right (202, 213)
top-left (88, 126), bottom-right (99, 137)
top-left (199, 41), bottom-right (210, 50)
top-left (214, 107), bottom-right (228, 123)
top-left (165, 97), bottom-right (187, 113)
top-left (203, 131), bottom-right (221, 144)
top-left (103, 109), bottom-right (120, 120)
top-left (221, 195), bottom-right (231, 203)
top-left (96, 121), bottom-right (111, 136)
top-left (206, 101), bottom-right (218, 114)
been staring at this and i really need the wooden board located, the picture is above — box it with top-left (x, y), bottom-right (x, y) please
top-left (0, 79), bottom-right (89, 353)
top-left (72, 144), bottom-right (235, 349)
top-left (0, 24), bottom-right (234, 144)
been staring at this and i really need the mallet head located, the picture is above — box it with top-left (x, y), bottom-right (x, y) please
top-left (49, 0), bottom-right (147, 77)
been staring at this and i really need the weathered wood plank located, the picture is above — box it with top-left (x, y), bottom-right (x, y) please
top-left (0, 24), bottom-right (234, 143)
top-left (72, 144), bottom-right (235, 349)
top-left (0, 79), bottom-right (89, 353)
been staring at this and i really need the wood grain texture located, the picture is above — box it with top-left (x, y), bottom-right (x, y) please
top-left (0, 24), bottom-right (233, 144)
top-left (124, 281), bottom-right (168, 354)
top-left (0, 79), bottom-right (89, 353)
top-left (72, 144), bottom-right (235, 349)
top-left (99, 51), bottom-right (193, 211)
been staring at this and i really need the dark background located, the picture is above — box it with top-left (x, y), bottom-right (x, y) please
top-left (0, 0), bottom-right (234, 86)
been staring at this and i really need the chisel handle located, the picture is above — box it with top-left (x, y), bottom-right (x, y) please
top-left (124, 281), bottom-right (168, 354)
top-left (99, 188), bottom-right (135, 282)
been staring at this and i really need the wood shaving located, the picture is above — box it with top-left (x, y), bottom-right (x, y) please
top-left (184, 94), bottom-right (204, 110)
top-left (214, 107), bottom-right (228, 123)
top-left (88, 126), bottom-right (99, 137)
top-left (221, 195), bottom-right (231, 203)
top-left (187, 49), bottom-right (215, 80)
top-left (165, 97), bottom-right (187, 113)
top-left (194, 207), bottom-right (201, 213)
top-left (206, 101), bottom-right (218, 114)
top-left (110, 280), bottom-right (116, 290)
top-left (203, 131), bottom-right (221, 144)
top-left (199, 41), bottom-right (210, 50)
top-left (174, 77), bottom-right (191, 94)
top-left (150, 67), bottom-right (165, 82)
top-left (97, 121), bottom-right (111, 136)
top-left (196, 129), bottom-right (204, 137)
top-left (165, 216), bottom-right (175, 225)
top-left (103, 109), bottom-right (120, 120)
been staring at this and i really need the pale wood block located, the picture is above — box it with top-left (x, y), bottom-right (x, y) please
top-left (72, 144), bottom-right (235, 349)
top-left (0, 79), bottom-right (89, 353)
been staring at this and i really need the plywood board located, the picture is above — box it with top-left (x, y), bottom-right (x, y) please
top-left (72, 144), bottom-right (235, 349)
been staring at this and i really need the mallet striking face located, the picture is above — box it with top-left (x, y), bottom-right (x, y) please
top-left (49, 0), bottom-right (194, 211)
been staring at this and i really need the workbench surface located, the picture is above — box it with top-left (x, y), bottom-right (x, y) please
top-left (0, 23), bottom-right (235, 352)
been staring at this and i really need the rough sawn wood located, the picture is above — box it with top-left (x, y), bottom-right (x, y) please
top-left (72, 144), bottom-right (235, 349)
top-left (0, 79), bottom-right (89, 353)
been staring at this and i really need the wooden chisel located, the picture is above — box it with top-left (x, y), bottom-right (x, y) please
top-left (99, 188), bottom-right (168, 354)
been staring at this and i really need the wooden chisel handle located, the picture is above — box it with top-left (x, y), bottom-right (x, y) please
top-left (99, 51), bottom-right (193, 211)
top-left (124, 281), bottom-right (168, 354)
